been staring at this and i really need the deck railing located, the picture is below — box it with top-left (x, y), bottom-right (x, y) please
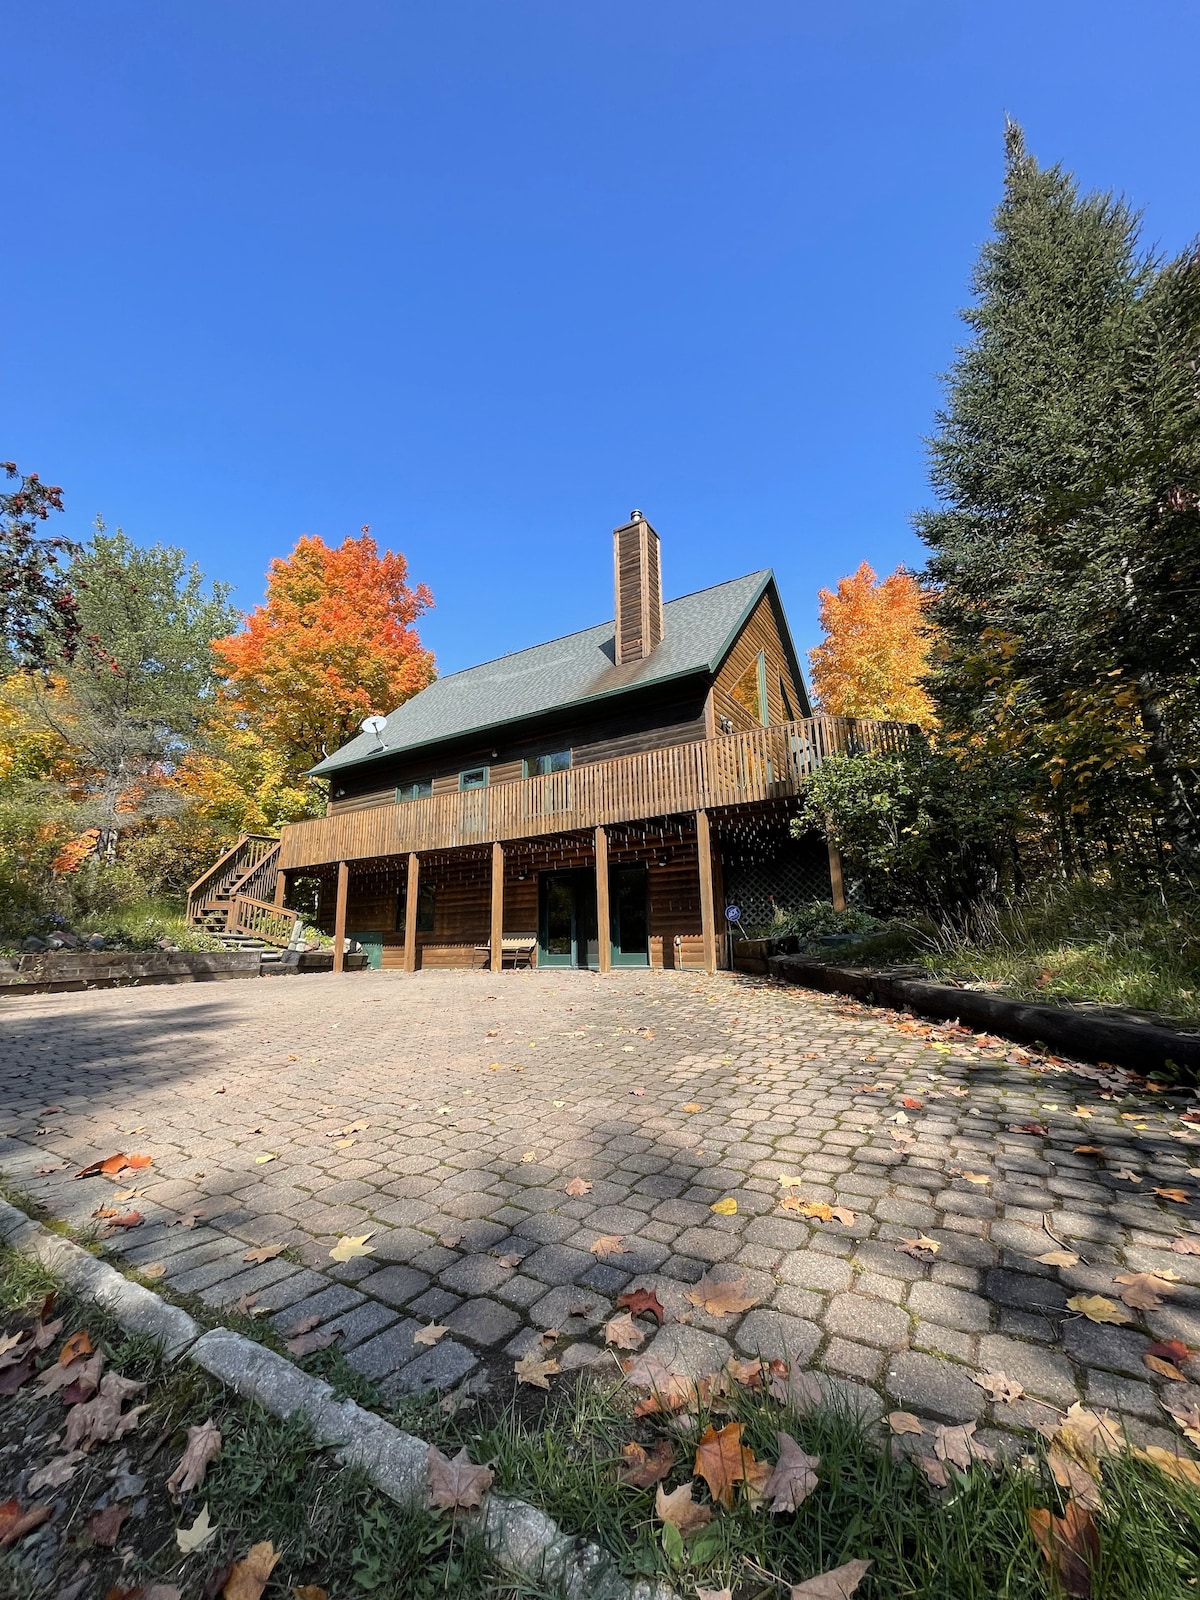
top-left (277, 715), bottom-right (911, 873)
top-left (185, 834), bottom-right (279, 924)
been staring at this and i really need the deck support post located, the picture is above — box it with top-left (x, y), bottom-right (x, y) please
top-left (403, 853), bottom-right (420, 973)
top-left (490, 842), bottom-right (505, 973)
top-left (697, 809), bottom-right (717, 975)
top-left (595, 825), bottom-right (611, 974)
top-left (273, 868), bottom-right (287, 907)
top-left (828, 841), bottom-right (847, 913)
top-left (333, 860), bottom-right (349, 974)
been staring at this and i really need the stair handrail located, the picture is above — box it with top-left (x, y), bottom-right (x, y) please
top-left (186, 833), bottom-right (279, 923)
top-left (225, 894), bottom-right (302, 948)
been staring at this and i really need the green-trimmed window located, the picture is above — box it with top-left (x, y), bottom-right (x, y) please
top-left (459, 766), bottom-right (489, 791)
top-left (526, 750), bottom-right (571, 777)
top-left (396, 780), bottom-right (432, 803)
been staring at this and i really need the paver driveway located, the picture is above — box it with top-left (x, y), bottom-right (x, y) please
top-left (3, 968), bottom-right (1200, 1454)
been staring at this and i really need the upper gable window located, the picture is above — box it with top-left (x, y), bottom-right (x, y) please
top-left (396, 779), bottom-right (432, 803)
top-left (459, 766), bottom-right (489, 791)
top-left (526, 750), bottom-right (571, 778)
top-left (730, 651), bottom-right (768, 727)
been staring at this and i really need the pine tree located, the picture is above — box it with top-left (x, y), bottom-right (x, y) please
top-left (918, 124), bottom-right (1200, 873)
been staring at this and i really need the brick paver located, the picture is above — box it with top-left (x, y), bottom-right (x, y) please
top-left (4, 967), bottom-right (1200, 1451)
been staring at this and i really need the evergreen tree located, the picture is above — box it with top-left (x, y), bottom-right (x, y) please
top-left (918, 124), bottom-right (1200, 874)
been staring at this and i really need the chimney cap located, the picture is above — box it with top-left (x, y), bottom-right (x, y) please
top-left (629, 508), bottom-right (643, 522)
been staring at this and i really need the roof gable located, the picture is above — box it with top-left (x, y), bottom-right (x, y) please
top-left (311, 569), bottom-right (791, 776)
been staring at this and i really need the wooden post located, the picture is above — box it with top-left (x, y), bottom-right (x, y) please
top-left (697, 809), bottom-right (717, 975)
top-left (711, 842), bottom-right (727, 970)
top-left (333, 860), bottom-right (349, 974)
top-left (828, 841), bottom-right (847, 913)
top-left (273, 868), bottom-right (287, 907)
top-left (403, 852), bottom-right (420, 973)
top-left (490, 841), bottom-right (504, 973)
top-left (595, 825), bottom-right (611, 974)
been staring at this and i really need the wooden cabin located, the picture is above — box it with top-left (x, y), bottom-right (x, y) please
top-left (271, 513), bottom-right (901, 973)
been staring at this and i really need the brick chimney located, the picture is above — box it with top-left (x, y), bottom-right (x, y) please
top-left (613, 510), bottom-right (664, 665)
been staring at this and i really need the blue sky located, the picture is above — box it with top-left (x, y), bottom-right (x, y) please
top-left (4, 1), bottom-right (1197, 677)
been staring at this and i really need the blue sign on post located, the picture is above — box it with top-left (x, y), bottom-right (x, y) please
top-left (725, 906), bottom-right (741, 922)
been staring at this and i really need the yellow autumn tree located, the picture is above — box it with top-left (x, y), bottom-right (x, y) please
top-left (808, 562), bottom-right (936, 728)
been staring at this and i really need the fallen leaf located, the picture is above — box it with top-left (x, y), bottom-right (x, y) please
top-left (224, 1540), bottom-right (280, 1600)
top-left (590, 1235), bottom-right (627, 1258)
top-left (496, 1252), bottom-right (522, 1268)
top-left (413, 1324), bottom-right (449, 1348)
top-left (896, 1236), bottom-right (940, 1258)
top-left (684, 1272), bottom-right (760, 1315)
top-left (427, 1444), bottom-right (494, 1511)
top-left (438, 1231), bottom-right (464, 1248)
top-left (60, 1326), bottom-right (94, 1367)
top-left (1114, 1271), bottom-right (1177, 1311)
top-left (329, 1233), bottom-right (375, 1262)
top-left (1048, 1445), bottom-right (1101, 1512)
top-left (234, 1294), bottom-right (261, 1317)
top-left (1144, 1354), bottom-right (1188, 1381)
top-left (1113, 1169), bottom-right (1142, 1184)
top-left (39, 1348), bottom-right (104, 1398)
top-left (710, 1196), bottom-right (738, 1215)
top-left (521, 1151), bottom-right (537, 1162)
top-left (286, 1328), bottom-right (340, 1356)
top-left (26, 1451), bottom-right (86, 1493)
top-left (1028, 1501), bottom-right (1097, 1598)
top-left (1147, 1338), bottom-right (1191, 1365)
top-left (1156, 1188), bottom-right (1192, 1203)
top-left (142, 1264), bottom-right (168, 1282)
top-left (88, 1503), bottom-right (130, 1546)
top-left (254, 1153), bottom-right (277, 1165)
top-left (618, 1438), bottom-right (675, 1487)
top-left (334, 1137), bottom-right (356, 1149)
top-left (1067, 1294), bottom-right (1133, 1326)
top-left (789, 1560), bottom-right (873, 1599)
top-left (1135, 1446), bottom-right (1200, 1487)
top-left (1008, 1122), bottom-right (1049, 1136)
top-left (1036, 1249), bottom-right (1081, 1268)
top-left (654, 1479), bottom-right (713, 1536)
top-left (616, 1287), bottom-right (665, 1326)
top-left (1170, 1235), bottom-right (1200, 1255)
top-left (64, 1372), bottom-right (147, 1451)
top-left (962, 1172), bottom-right (990, 1184)
top-left (167, 1418), bottom-right (222, 1500)
top-left (292, 1589), bottom-right (328, 1600)
top-left (1055, 1402), bottom-right (1126, 1459)
top-left (604, 1312), bottom-right (646, 1350)
top-left (0, 1497), bottom-right (51, 1549)
top-left (683, 1103), bottom-right (703, 1113)
top-left (243, 1243), bottom-right (287, 1264)
top-left (887, 1411), bottom-right (924, 1436)
top-left (725, 1356), bottom-right (763, 1389)
top-left (176, 1503), bottom-right (216, 1553)
top-left (513, 1348), bottom-right (560, 1388)
top-left (74, 1153), bottom-right (131, 1179)
top-left (564, 1177), bottom-right (592, 1197)
top-left (972, 1370), bottom-right (1024, 1403)
top-left (781, 1197), bottom-right (832, 1219)
top-left (695, 1588), bottom-right (731, 1600)
top-left (829, 1205), bottom-right (856, 1226)
top-left (694, 1420), bottom-right (762, 1508)
top-left (1073, 1145), bottom-right (1104, 1156)
top-left (934, 1421), bottom-right (986, 1471)
top-left (763, 1431), bottom-right (820, 1513)
top-left (102, 1211), bottom-right (144, 1233)
top-left (1163, 1399), bottom-right (1200, 1447)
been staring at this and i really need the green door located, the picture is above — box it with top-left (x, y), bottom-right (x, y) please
top-left (538, 873), bottom-right (576, 968)
top-left (538, 871), bottom-right (599, 969)
top-left (609, 865), bottom-right (650, 967)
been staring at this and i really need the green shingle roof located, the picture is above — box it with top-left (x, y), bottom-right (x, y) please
top-left (311, 570), bottom-right (799, 776)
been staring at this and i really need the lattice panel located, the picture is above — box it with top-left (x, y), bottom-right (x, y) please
top-left (720, 831), bottom-right (832, 929)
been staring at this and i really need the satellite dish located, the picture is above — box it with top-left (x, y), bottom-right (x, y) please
top-left (361, 715), bottom-right (388, 744)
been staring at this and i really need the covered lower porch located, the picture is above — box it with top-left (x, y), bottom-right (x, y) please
top-left (283, 803), bottom-right (839, 976)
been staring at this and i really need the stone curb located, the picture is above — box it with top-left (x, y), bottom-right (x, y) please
top-left (0, 1196), bottom-right (672, 1600)
top-left (769, 954), bottom-right (1200, 1077)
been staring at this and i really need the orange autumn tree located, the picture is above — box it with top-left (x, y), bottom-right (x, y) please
top-left (213, 531), bottom-right (435, 775)
top-left (808, 561), bottom-right (936, 728)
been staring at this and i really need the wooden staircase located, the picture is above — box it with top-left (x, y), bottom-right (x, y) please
top-left (186, 834), bottom-right (303, 949)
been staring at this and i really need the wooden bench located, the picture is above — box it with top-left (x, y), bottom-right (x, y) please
top-left (473, 935), bottom-right (537, 970)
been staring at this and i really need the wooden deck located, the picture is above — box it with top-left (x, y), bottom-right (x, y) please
top-left (278, 716), bottom-right (908, 872)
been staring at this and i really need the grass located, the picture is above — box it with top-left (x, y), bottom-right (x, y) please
top-left (4, 1244), bottom-right (1200, 1597)
top-left (912, 878), bottom-right (1200, 1025)
top-left (0, 1246), bottom-right (557, 1600)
